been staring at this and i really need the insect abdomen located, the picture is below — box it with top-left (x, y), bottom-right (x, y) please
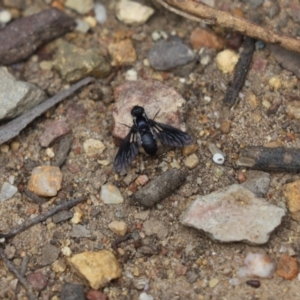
top-left (141, 132), bottom-right (157, 156)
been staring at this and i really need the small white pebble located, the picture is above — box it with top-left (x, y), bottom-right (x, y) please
top-left (61, 246), bottom-right (72, 257)
top-left (179, 78), bottom-right (186, 83)
top-left (45, 148), bottom-right (55, 158)
top-left (75, 19), bottom-right (90, 33)
top-left (143, 58), bottom-right (150, 66)
top-left (0, 10), bottom-right (12, 24)
top-left (125, 69), bottom-right (138, 81)
top-left (8, 175), bottom-right (15, 185)
top-left (139, 292), bottom-right (154, 300)
top-left (94, 3), bottom-right (107, 24)
top-left (151, 31), bottom-right (161, 41)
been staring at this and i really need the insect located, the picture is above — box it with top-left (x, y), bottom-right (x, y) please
top-left (114, 105), bottom-right (193, 172)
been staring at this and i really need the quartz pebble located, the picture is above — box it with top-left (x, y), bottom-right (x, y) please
top-left (0, 182), bottom-right (18, 201)
top-left (183, 154), bottom-right (199, 169)
top-left (242, 171), bottom-right (270, 197)
top-left (68, 250), bottom-right (121, 289)
top-left (65, 0), bottom-right (94, 14)
top-left (139, 292), bottom-right (154, 300)
top-left (28, 166), bottom-right (62, 197)
top-left (75, 19), bottom-right (90, 33)
top-left (215, 49), bottom-right (239, 73)
top-left (83, 139), bottom-right (105, 157)
top-left (100, 183), bottom-right (124, 204)
top-left (94, 3), bottom-right (107, 24)
top-left (238, 252), bottom-right (275, 278)
top-left (108, 221), bottom-right (127, 236)
top-left (0, 10), bottom-right (12, 24)
top-left (125, 69), bottom-right (138, 81)
top-left (116, 0), bottom-right (154, 25)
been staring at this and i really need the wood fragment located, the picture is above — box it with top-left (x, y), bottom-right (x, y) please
top-left (51, 133), bottom-right (73, 167)
top-left (158, 0), bottom-right (300, 54)
top-left (0, 77), bottom-right (95, 145)
top-left (223, 37), bottom-right (256, 107)
top-left (131, 169), bottom-right (186, 207)
top-left (0, 196), bottom-right (86, 239)
top-left (24, 189), bottom-right (48, 204)
top-left (111, 233), bottom-right (133, 252)
top-left (0, 8), bottom-right (75, 65)
top-left (237, 146), bottom-right (300, 172)
top-left (0, 247), bottom-right (37, 300)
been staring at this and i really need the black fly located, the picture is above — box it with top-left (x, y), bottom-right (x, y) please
top-left (114, 105), bottom-right (193, 172)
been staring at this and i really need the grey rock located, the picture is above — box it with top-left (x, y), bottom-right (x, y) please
top-left (53, 40), bottom-right (111, 83)
top-left (52, 211), bottom-right (73, 224)
top-left (143, 220), bottom-right (168, 240)
top-left (147, 37), bottom-right (197, 71)
top-left (39, 244), bottom-right (60, 266)
top-left (242, 171), bottom-right (270, 197)
top-left (241, 0), bottom-right (263, 7)
top-left (61, 282), bottom-right (85, 300)
top-left (71, 224), bottom-right (91, 238)
top-left (181, 184), bottom-right (286, 245)
top-left (186, 269), bottom-right (199, 283)
top-left (0, 67), bottom-right (47, 120)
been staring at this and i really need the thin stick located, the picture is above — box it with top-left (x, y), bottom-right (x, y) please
top-left (0, 247), bottom-right (37, 300)
top-left (159, 0), bottom-right (300, 54)
top-left (223, 37), bottom-right (256, 107)
top-left (0, 77), bottom-right (95, 145)
top-left (0, 196), bottom-right (86, 239)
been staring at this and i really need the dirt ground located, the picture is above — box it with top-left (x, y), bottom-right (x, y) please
top-left (1, 0), bottom-right (300, 299)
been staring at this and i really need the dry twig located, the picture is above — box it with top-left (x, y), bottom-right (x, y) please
top-left (0, 196), bottom-right (86, 239)
top-left (0, 247), bottom-right (37, 300)
top-left (0, 77), bottom-right (95, 145)
top-left (157, 0), bottom-right (300, 54)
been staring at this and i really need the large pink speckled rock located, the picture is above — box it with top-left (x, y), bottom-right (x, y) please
top-left (112, 80), bottom-right (188, 143)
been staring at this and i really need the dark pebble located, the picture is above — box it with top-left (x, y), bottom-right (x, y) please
top-left (51, 133), bottom-right (73, 167)
top-left (90, 206), bottom-right (102, 217)
top-left (186, 269), bottom-right (199, 283)
top-left (147, 37), bottom-right (197, 71)
top-left (61, 283), bottom-right (85, 300)
top-left (246, 279), bottom-right (261, 288)
top-left (52, 210), bottom-right (73, 224)
top-left (26, 272), bottom-right (48, 291)
top-left (39, 243), bottom-right (60, 266)
top-left (0, 8), bottom-right (75, 65)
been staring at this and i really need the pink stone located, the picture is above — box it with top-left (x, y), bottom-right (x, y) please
top-left (251, 57), bottom-right (267, 72)
top-left (39, 119), bottom-right (70, 147)
top-left (26, 272), bottom-right (48, 291)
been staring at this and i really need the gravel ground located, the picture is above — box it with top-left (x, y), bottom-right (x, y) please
top-left (1, 0), bottom-right (300, 299)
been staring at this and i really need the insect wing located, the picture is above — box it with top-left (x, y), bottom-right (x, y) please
top-left (114, 127), bottom-right (139, 172)
top-left (149, 120), bottom-right (193, 147)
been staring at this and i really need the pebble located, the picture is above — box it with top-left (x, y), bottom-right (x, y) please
top-left (26, 272), bottom-right (48, 291)
top-left (65, 0), bottom-right (94, 14)
top-left (276, 254), bottom-right (299, 280)
top-left (53, 40), bottom-right (111, 82)
top-left (39, 120), bottom-right (70, 147)
top-left (135, 175), bottom-right (149, 186)
top-left (251, 57), bottom-right (268, 73)
top-left (215, 50), bottom-right (239, 73)
top-left (72, 225), bottom-right (91, 238)
top-left (241, 171), bottom-right (270, 197)
top-left (268, 76), bottom-right (281, 91)
top-left (84, 16), bottom-right (97, 28)
top-left (134, 210), bottom-right (150, 221)
top-left (0, 10), bottom-right (12, 24)
top-left (148, 37), bottom-right (197, 71)
top-left (86, 290), bottom-right (108, 300)
top-left (246, 280), bottom-right (261, 288)
top-left (116, 0), bottom-right (154, 25)
top-left (0, 182), bottom-right (18, 201)
top-left (183, 153), bottom-right (199, 169)
top-left (286, 101), bottom-right (300, 119)
top-left (83, 139), bottom-right (106, 157)
top-left (238, 252), bottom-right (275, 278)
top-left (208, 278), bottom-right (219, 288)
top-left (113, 80), bottom-right (188, 141)
top-left (70, 207), bottom-right (84, 224)
top-left (52, 260), bottom-right (67, 273)
top-left (67, 250), bottom-right (121, 289)
top-left (100, 183), bottom-right (124, 204)
top-left (220, 120), bottom-right (231, 134)
top-left (39, 243), bottom-right (60, 266)
top-left (139, 292), bottom-right (154, 300)
top-left (181, 184), bottom-right (286, 244)
top-left (283, 180), bottom-right (300, 221)
top-left (108, 221), bottom-right (128, 236)
top-left (39, 60), bottom-right (53, 70)
top-left (143, 220), bottom-right (168, 240)
top-left (61, 246), bottom-right (72, 257)
top-left (125, 69), bottom-right (138, 81)
top-left (182, 144), bottom-right (198, 156)
top-left (61, 282), bottom-right (85, 300)
top-left (0, 67), bottom-right (46, 120)
top-left (108, 39), bottom-right (137, 66)
top-left (28, 166), bottom-right (62, 197)
top-left (190, 27), bottom-right (224, 50)
top-left (52, 211), bottom-right (73, 224)
top-left (94, 3), bottom-right (107, 24)
top-left (75, 19), bottom-right (90, 33)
